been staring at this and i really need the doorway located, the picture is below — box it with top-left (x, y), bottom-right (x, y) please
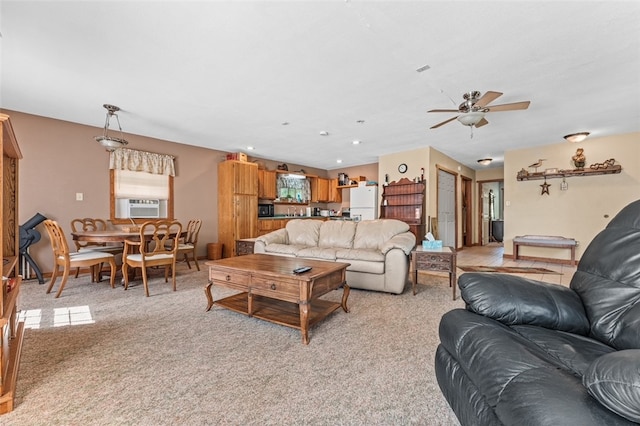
top-left (477, 179), bottom-right (504, 246)
top-left (461, 176), bottom-right (473, 247)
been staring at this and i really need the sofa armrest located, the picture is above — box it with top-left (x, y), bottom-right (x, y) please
top-left (254, 229), bottom-right (287, 253)
top-left (459, 273), bottom-right (590, 334)
top-left (380, 232), bottom-right (416, 255)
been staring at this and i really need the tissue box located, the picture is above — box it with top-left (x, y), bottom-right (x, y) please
top-left (422, 240), bottom-right (443, 249)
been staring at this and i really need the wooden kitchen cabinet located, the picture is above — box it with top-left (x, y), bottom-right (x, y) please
top-left (0, 113), bottom-right (24, 414)
top-left (258, 219), bottom-right (285, 236)
top-left (310, 177), bottom-right (330, 202)
top-left (218, 160), bottom-right (258, 257)
top-left (258, 169), bottom-right (277, 200)
top-left (329, 178), bottom-right (342, 203)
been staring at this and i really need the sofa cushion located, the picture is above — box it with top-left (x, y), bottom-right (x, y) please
top-left (338, 258), bottom-right (384, 274)
top-left (264, 243), bottom-right (308, 256)
top-left (335, 248), bottom-right (385, 262)
top-left (353, 219), bottom-right (410, 250)
top-left (583, 350), bottom-right (640, 423)
top-left (296, 247), bottom-right (337, 261)
top-left (318, 220), bottom-right (356, 249)
top-left (511, 324), bottom-right (616, 376)
top-left (286, 219), bottom-right (322, 247)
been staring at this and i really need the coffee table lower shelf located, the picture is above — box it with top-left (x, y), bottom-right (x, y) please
top-left (215, 292), bottom-right (342, 330)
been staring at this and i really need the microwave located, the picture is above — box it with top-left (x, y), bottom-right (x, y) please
top-left (258, 204), bottom-right (274, 217)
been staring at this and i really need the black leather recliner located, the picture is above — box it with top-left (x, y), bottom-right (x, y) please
top-left (436, 199), bottom-right (640, 425)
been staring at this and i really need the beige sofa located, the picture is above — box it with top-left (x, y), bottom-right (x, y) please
top-left (254, 219), bottom-right (416, 294)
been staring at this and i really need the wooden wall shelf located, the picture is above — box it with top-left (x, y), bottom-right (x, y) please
top-left (516, 164), bottom-right (622, 181)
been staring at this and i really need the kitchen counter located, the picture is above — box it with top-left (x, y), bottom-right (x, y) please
top-left (259, 215), bottom-right (355, 221)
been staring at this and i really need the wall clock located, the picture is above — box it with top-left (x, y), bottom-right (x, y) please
top-left (398, 163), bottom-right (408, 174)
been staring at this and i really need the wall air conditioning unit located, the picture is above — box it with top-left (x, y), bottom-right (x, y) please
top-left (128, 199), bottom-right (160, 218)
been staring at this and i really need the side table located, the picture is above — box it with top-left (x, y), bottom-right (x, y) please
top-left (235, 238), bottom-right (257, 256)
top-left (411, 246), bottom-right (457, 300)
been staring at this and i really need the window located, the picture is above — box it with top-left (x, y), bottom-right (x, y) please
top-left (109, 148), bottom-right (175, 223)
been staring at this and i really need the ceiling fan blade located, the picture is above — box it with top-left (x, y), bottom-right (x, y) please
top-left (430, 116), bottom-right (458, 129)
top-left (475, 91), bottom-right (503, 107)
top-left (427, 109), bottom-right (459, 113)
top-left (486, 101), bottom-right (531, 112)
top-left (475, 118), bottom-right (489, 128)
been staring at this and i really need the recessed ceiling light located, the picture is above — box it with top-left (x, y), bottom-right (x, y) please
top-left (247, 146), bottom-right (255, 150)
top-left (336, 159), bottom-right (342, 164)
top-left (352, 140), bottom-right (361, 145)
top-left (319, 131), bottom-right (329, 136)
top-left (281, 122), bottom-right (289, 126)
top-left (356, 120), bottom-right (365, 124)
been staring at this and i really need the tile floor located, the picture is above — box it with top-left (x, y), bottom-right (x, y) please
top-left (455, 242), bottom-right (577, 287)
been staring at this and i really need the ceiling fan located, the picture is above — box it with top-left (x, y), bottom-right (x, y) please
top-left (428, 91), bottom-right (530, 129)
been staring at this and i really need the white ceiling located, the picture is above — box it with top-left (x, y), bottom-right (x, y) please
top-left (1, 1), bottom-right (639, 171)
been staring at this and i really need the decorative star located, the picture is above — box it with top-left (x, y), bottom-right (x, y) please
top-left (540, 178), bottom-right (551, 195)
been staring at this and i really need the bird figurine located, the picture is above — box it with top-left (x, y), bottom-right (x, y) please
top-left (528, 159), bottom-right (546, 172)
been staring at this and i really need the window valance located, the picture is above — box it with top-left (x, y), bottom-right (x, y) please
top-left (109, 148), bottom-right (175, 176)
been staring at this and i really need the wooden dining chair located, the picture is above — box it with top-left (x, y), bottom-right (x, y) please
top-left (43, 219), bottom-right (117, 298)
top-left (70, 218), bottom-right (124, 280)
top-left (122, 220), bottom-right (182, 297)
top-left (175, 219), bottom-right (202, 271)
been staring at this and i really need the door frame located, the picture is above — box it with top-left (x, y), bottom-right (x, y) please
top-left (436, 165), bottom-right (459, 250)
top-left (477, 178), bottom-right (504, 246)
top-left (461, 175), bottom-right (473, 247)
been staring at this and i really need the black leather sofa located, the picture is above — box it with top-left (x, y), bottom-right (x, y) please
top-left (436, 199), bottom-right (640, 425)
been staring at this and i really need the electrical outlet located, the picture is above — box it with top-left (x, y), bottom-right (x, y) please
top-left (76, 192), bottom-right (84, 201)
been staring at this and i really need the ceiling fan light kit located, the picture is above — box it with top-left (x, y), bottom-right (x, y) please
top-left (457, 111), bottom-right (486, 127)
top-left (564, 132), bottom-right (590, 143)
top-left (95, 104), bottom-right (129, 151)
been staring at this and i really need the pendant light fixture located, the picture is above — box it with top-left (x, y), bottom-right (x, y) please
top-left (94, 104), bottom-right (129, 151)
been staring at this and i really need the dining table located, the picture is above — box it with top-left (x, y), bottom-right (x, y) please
top-left (71, 228), bottom-right (186, 282)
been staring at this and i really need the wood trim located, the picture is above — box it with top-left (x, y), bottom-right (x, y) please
top-left (435, 165), bottom-right (459, 249)
top-left (110, 171), bottom-right (175, 223)
top-left (477, 178), bottom-right (503, 246)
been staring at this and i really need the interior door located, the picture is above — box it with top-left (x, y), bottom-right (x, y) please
top-left (437, 169), bottom-right (456, 248)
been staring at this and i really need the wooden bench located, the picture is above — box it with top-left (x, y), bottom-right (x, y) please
top-left (513, 235), bottom-right (578, 266)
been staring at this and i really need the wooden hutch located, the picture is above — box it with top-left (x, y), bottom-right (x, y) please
top-left (380, 178), bottom-right (426, 243)
top-left (0, 113), bottom-right (24, 414)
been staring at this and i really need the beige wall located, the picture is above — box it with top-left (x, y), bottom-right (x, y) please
top-left (378, 147), bottom-right (478, 248)
top-left (329, 163), bottom-right (378, 211)
top-left (504, 132), bottom-right (639, 261)
top-left (7, 110), bottom-right (223, 274)
top-left (4, 110), bottom-right (382, 276)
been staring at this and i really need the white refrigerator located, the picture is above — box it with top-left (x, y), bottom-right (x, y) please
top-left (350, 185), bottom-right (378, 221)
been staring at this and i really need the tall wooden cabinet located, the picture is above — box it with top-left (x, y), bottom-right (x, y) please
top-left (218, 160), bottom-right (258, 258)
top-left (0, 113), bottom-right (24, 414)
top-left (380, 178), bottom-right (425, 243)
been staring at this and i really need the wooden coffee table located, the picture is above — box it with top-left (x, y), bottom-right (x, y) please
top-left (205, 254), bottom-right (350, 344)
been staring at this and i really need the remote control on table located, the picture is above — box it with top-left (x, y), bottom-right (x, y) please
top-left (293, 266), bottom-right (312, 274)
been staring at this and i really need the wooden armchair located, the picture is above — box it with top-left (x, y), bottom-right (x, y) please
top-left (43, 219), bottom-right (117, 298)
top-left (70, 218), bottom-right (124, 280)
top-left (122, 220), bottom-right (182, 297)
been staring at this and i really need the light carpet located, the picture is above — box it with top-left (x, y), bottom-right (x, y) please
top-left (3, 266), bottom-right (463, 425)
